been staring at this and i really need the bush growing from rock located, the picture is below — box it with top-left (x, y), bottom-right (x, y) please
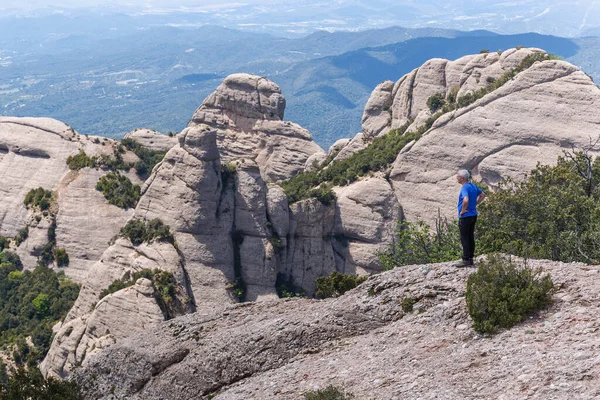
top-left (96, 172), bottom-right (141, 209)
top-left (121, 138), bottom-right (166, 177)
top-left (466, 254), bottom-right (554, 334)
top-left (66, 150), bottom-right (96, 170)
top-left (119, 218), bottom-right (174, 246)
top-left (315, 272), bottom-right (367, 299)
top-left (23, 188), bottom-right (53, 211)
top-left (53, 248), bottom-right (69, 267)
top-left (426, 93), bottom-right (445, 112)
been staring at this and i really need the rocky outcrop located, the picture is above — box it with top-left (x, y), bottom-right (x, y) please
top-left (0, 117), bottom-right (138, 280)
top-left (190, 73), bottom-right (325, 182)
top-left (123, 128), bottom-right (178, 152)
top-left (390, 57), bottom-right (600, 222)
top-left (73, 258), bottom-right (600, 400)
top-left (362, 48), bottom-right (546, 138)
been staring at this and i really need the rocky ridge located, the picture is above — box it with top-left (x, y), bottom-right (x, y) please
top-left (73, 258), bottom-right (600, 400)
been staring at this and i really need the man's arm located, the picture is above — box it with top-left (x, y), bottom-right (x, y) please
top-left (460, 196), bottom-right (469, 216)
top-left (476, 192), bottom-right (486, 205)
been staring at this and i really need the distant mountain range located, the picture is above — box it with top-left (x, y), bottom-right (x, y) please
top-left (0, 11), bottom-right (598, 149)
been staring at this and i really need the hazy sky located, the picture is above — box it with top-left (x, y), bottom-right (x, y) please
top-left (0, 0), bottom-right (277, 10)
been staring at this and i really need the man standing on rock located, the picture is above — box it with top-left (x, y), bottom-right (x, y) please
top-left (455, 169), bottom-right (485, 267)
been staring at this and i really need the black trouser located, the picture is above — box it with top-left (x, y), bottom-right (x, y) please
top-left (459, 216), bottom-right (477, 261)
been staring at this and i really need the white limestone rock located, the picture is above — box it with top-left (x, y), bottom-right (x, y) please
top-left (190, 73), bottom-right (324, 182)
top-left (390, 59), bottom-right (600, 223)
top-left (361, 80), bottom-right (394, 139)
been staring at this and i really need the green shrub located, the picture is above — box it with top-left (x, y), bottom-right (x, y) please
top-left (66, 150), bottom-right (96, 170)
top-left (303, 385), bottom-right (354, 400)
top-left (401, 297), bottom-right (419, 313)
top-left (466, 254), bottom-right (554, 334)
top-left (378, 217), bottom-right (461, 269)
top-left (478, 152), bottom-right (600, 263)
top-left (23, 188), bottom-right (53, 211)
top-left (315, 272), bottom-right (367, 299)
top-left (0, 238), bottom-right (8, 252)
top-left (96, 172), bottom-right (141, 209)
top-left (121, 138), bottom-right (166, 177)
top-left (0, 366), bottom-right (79, 399)
top-left (426, 93), bottom-right (445, 112)
top-left (13, 227), bottom-right (28, 247)
top-left (119, 218), bottom-right (174, 246)
top-left (54, 248), bottom-right (69, 267)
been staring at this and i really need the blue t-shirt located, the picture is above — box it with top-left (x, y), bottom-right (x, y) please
top-left (458, 182), bottom-right (483, 218)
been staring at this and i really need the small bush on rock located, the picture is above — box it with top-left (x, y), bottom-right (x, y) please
top-left (24, 188), bottom-right (53, 211)
top-left (315, 272), bottom-right (367, 299)
top-left (303, 385), bottom-right (354, 400)
top-left (53, 248), bottom-right (69, 267)
top-left (66, 150), bottom-right (96, 170)
top-left (96, 172), bottom-right (141, 209)
top-left (119, 218), bottom-right (174, 246)
top-left (121, 138), bottom-right (166, 177)
top-left (466, 254), bottom-right (554, 334)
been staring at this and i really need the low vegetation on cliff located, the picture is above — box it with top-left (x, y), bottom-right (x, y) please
top-left (66, 138), bottom-right (165, 178)
top-left (283, 52), bottom-right (561, 206)
top-left (119, 218), bottom-right (174, 246)
top-left (282, 124), bottom-right (418, 204)
top-left (96, 172), bottom-right (141, 209)
top-left (120, 138), bottom-right (166, 177)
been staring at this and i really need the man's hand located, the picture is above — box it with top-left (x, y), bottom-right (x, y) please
top-left (460, 196), bottom-right (469, 216)
top-left (476, 192), bottom-right (486, 205)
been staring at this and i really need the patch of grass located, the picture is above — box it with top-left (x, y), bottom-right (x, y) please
top-left (401, 297), bottom-right (419, 313)
top-left (466, 254), bottom-right (554, 334)
top-left (303, 385), bottom-right (354, 400)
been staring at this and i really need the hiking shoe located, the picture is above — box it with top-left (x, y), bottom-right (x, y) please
top-left (454, 259), bottom-right (474, 268)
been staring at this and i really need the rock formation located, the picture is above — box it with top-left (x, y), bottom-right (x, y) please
top-left (73, 258), bottom-right (600, 400)
top-left (0, 117), bottom-right (140, 281)
top-left (387, 53), bottom-right (600, 222)
top-left (20, 50), bottom-right (600, 383)
top-left (190, 73), bottom-right (325, 182)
